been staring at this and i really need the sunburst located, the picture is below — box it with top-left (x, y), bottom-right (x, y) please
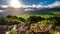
top-left (9, 0), bottom-right (22, 8)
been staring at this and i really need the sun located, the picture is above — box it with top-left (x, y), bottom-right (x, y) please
top-left (9, 0), bottom-right (22, 8)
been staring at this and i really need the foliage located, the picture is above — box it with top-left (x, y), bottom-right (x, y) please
top-left (37, 19), bottom-right (55, 25)
top-left (27, 16), bottom-right (43, 24)
top-left (0, 15), bottom-right (60, 34)
top-left (0, 15), bottom-right (20, 25)
top-left (49, 30), bottom-right (57, 34)
top-left (53, 17), bottom-right (60, 26)
top-left (11, 29), bottom-right (17, 34)
top-left (0, 15), bottom-right (60, 26)
top-left (19, 17), bottom-right (26, 22)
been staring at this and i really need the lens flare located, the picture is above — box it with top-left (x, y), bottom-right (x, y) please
top-left (9, 0), bottom-right (22, 8)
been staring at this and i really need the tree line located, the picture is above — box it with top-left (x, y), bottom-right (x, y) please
top-left (0, 15), bottom-right (60, 26)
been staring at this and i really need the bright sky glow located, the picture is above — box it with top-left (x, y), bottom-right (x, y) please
top-left (9, 0), bottom-right (22, 8)
top-left (0, 0), bottom-right (60, 8)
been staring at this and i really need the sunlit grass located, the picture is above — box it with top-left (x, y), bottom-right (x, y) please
top-left (52, 12), bottom-right (60, 14)
top-left (49, 30), bottom-right (57, 34)
top-left (20, 14), bottom-right (54, 19)
top-left (11, 29), bottom-right (17, 34)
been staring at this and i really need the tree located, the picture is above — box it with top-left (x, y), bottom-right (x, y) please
top-left (27, 16), bottom-right (37, 24)
top-left (0, 16), bottom-right (20, 25)
top-left (6, 15), bottom-right (18, 19)
top-left (27, 16), bottom-right (43, 24)
top-left (19, 17), bottom-right (26, 23)
top-left (53, 17), bottom-right (60, 26)
top-left (0, 17), bottom-right (6, 25)
top-left (6, 15), bottom-right (13, 18)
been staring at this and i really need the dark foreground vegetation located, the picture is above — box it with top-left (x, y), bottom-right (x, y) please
top-left (0, 15), bottom-right (60, 34)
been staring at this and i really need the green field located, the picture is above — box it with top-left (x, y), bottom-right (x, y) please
top-left (19, 11), bottom-right (60, 19)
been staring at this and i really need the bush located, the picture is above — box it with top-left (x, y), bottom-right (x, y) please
top-left (37, 20), bottom-right (55, 25)
top-left (10, 29), bottom-right (17, 34)
top-left (49, 30), bottom-right (57, 34)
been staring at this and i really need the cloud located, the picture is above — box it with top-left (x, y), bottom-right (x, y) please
top-left (0, 0), bottom-right (60, 12)
top-left (18, 4), bottom-right (42, 8)
top-left (47, 1), bottom-right (60, 8)
top-left (23, 1), bottom-right (60, 8)
top-left (0, 10), bottom-right (4, 12)
top-left (0, 5), bottom-right (8, 8)
top-left (0, 1), bottom-right (60, 8)
top-left (44, 1), bottom-right (47, 2)
top-left (24, 1), bottom-right (60, 11)
top-left (24, 8), bottom-right (34, 11)
top-left (40, 2), bottom-right (43, 4)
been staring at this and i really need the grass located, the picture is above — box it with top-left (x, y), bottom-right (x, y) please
top-left (19, 14), bottom-right (54, 19)
top-left (11, 29), bottom-right (17, 34)
top-left (49, 30), bottom-right (57, 34)
top-left (18, 11), bottom-right (60, 19)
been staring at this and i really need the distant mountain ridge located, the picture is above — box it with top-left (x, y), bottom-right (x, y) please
top-left (0, 6), bottom-right (60, 16)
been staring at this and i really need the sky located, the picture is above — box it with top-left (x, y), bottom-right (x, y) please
top-left (0, 0), bottom-right (60, 8)
top-left (0, 0), bottom-right (60, 14)
top-left (0, 0), bottom-right (60, 5)
top-left (20, 0), bottom-right (60, 5)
